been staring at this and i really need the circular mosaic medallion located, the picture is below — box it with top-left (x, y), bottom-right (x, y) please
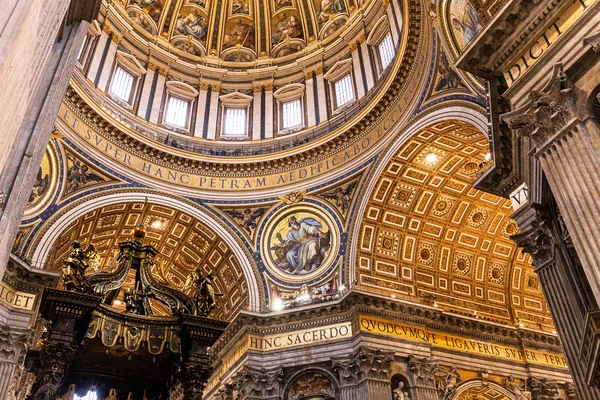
top-left (261, 204), bottom-right (339, 283)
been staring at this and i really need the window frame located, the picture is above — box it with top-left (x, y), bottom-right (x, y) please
top-left (219, 92), bottom-right (253, 140)
top-left (161, 81), bottom-right (199, 132)
top-left (366, 16), bottom-right (396, 77)
top-left (323, 59), bottom-right (356, 114)
top-left (108, 64), bottom-right (137, 105)
top-left (273, 83), bottom-right (306, 134)
top-left (377, 32), bottom-right (395, 72)
top-left (107, 51), bottom-right (146, 109)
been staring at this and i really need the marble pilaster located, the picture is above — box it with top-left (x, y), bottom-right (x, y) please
top-left (194, 86), bottom-right (209, 138)
top-left (504, 65), bottom-right (600, 302)
top-left (264, 88), bottom-right (274, 139)
top-left (136, 66), bottom-right (155, 119)
top-left (97, 36), bottom-right (119, 92)
top-left (206, 86), bottom-right (220, 140)
top-left (315, 72), bottom-right (328, 124)
top-left (149, 69), bottom-right (167, 124)
top-left (351, 43), bottom-right (366, 98)
top-left (304, 73), bottom-right (317, 128)
top-left (252, 88), bottom-right (262, 140)
top-left (360, 41), bottom-right (375, 92)
top-left (86, 32), bottom-right (108, 83)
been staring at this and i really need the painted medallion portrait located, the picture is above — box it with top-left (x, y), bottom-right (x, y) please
top-left (262, 205), bottom-right (339, 281)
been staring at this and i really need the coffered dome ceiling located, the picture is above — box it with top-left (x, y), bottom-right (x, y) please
top-left (356, 120), bottom-right (553, 330)
top-left (44, 202), bottom-right (248, 321)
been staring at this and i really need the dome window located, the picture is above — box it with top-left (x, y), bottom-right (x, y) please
top-left (334, 74), bottom-right (355, 109)
top-left (219, 92), bottom-right (253, 139)
top-left (107, 51), bottom-right (146, 108)
top-left (274, 83), bottom-right (305, 134)
top-left (109, 66), bottom-right (134, 103)
top-left (378, 33), bottom-right (395, 70)
top-left (165, 96), bottom-right (191, 129)
top-left (162, 81), bottom-right (199, 132)
top-left (324, 59), bottom-right (356, 113)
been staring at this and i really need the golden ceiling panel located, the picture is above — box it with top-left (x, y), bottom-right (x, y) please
top-left (356, 120), bottom-right (553, 330)
top-left (45, 202), bottom-right (248, 321)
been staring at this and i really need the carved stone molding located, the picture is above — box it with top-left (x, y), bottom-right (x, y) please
top-left (232, 366), bottom-right (283, 399)
top-left (216, 383), bottom-right (233, 400)
top-left (511, 207), bottom-right (555, 269)
top-left (0, 325), bottom-right (31, 363)
top-left (408, 356), bottom-right (438, 387)
top-left (504, 65), bottom-right (578, 150)
top-left (332, 349), bottom-right (367, 386)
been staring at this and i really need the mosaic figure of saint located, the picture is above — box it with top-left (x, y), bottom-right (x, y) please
top-left (223, 19), bottom-right (255, 49)
top-left (317, 0), bottom-right (346, 25)
top-left (271, 216), bottom-right (331, 274)
top-left (273, 13), bottom-right (302, 45)
top-left (232, 0), bottom-right (249, 14)
top-left (176, 10), bottom-right (208, 41)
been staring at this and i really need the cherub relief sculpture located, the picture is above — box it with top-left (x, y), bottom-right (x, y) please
top-left (184, 269), bottom-right (224, 315)
top-left (62, 241), bottom-right (98, 294)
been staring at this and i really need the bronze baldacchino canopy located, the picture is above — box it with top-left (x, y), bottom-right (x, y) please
top-left (25, 223), bottom-right (227, 400)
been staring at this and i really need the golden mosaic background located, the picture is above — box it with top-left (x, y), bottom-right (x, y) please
top-left (357, 120), bottom-right (552, 330)
top-left (45, 202), bottom-right (248, 321)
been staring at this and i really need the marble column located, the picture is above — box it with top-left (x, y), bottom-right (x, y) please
top-left (97, 34), bottom-right (120, 92)
top-left (512, 201), bottom-right (600, 400)
top-left (0, 21), bottom-right (89, 285)
top-left (504, 65), bottom-right (600, 302)
top-left (194, 83), bottom-right (210, 138)
top-left (137, 64), bottom-right (156, 120)
top-left (149, 67), bottom-right (168, 124)
top-left (252, 86), bottom-right (263, 140)
top-left (304, 71), bottom-right (317, 128)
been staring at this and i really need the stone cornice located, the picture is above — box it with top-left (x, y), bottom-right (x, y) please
top-left (456, 0), bottom-right (569, 76)
top-left (209, 291), bottom-right (562, 363)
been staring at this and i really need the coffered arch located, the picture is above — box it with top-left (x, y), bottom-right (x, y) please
top-left (354, 119), bottom-right (553, 329)
top-left (29, 191), bottom-right (263, 318)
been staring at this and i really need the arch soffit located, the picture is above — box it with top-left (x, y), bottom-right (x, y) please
top-left (349, 105), bottom-right (488, 280)
top-left (30, 190), bottom-right (263, 312)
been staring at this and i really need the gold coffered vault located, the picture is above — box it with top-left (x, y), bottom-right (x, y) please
top-left (1, 0), bottom-right (599, 397)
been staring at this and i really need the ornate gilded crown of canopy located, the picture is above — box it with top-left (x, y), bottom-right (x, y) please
top-left (25, 224), bottom-right (228, 400)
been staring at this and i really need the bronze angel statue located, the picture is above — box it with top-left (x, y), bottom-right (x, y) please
top-left (62, 241), bottom-right (99, 293)
top-left (184, 269), bottom-right (224, 316)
